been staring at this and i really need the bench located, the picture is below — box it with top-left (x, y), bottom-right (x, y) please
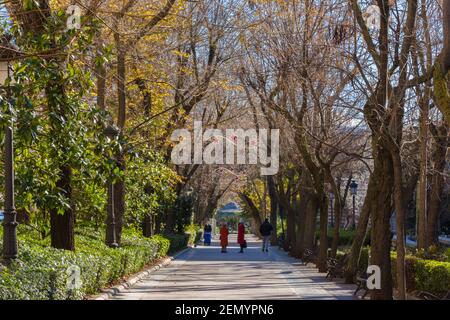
top-left (417, 290), bottom-right (450, 300)
top-left (354, 270), bottom-right (369, 299)
top-left (302, 248), bottom-right (317, 266)
top-left (326, 254), bottom-right (348, 280)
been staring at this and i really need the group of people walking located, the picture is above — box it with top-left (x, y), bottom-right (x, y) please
top-left (204, 218), bottom-right (274, 253)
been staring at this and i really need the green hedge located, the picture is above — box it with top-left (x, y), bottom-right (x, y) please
top-left (0, 227), bottom-right (189, 300)
top-left (391, 253), bottom-right (450, 297)
top-left (315, 229), bottom-right (370, 247)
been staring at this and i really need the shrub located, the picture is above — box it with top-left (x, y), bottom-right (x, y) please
top-left (0, 226), bottom-right (185, 300)
top-left (315, 229), bottom-right (370, 247)
top-left (164, 233), bottom-right (190, 253)
top-left (414, 259), bottom-right (450, 295)
top-left (185, 224), bottom-right (203, 246)
top-left (391, 252), bottom-right (450, 297)
top-left (445, 248), bottom-right (450, 262)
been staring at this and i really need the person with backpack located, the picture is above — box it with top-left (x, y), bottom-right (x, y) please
top-left (259, 218), bottom-right (273, 252)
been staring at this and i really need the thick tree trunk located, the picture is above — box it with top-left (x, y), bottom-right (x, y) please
top-left (113, 152), bottom-right (126, 245)
top-left (303, 195), bottom-right (318, 253)
top-left (50, 164), bottom-right (75, 250)
top-left (166, 183), bottom-right (184, 234)
top-left (392, 151), bottom-right (406, 300)
top-left (143, 214), bottom-right (153, 237)
top-left (328, 173), bottom-right (350, 259)
top-left (369, 147), bottom-right (394, 300)
top-left (267, 176), bottom-right (278, 245)
top-left (441, 0), bottom-right (450, 74)
top-left (239, 193), bottom-right (263, 235)
top-left (155, 214), bottom-right (162, 234)
top-left (114, 178), bottom-right (125, 245)
top-left (46, 72), bottom-right (75, 250)
top-left (427, 124), bottom-right (448, 245)
top-left (292, 191), bottom-right (309, 258)
top-left (111, 29), bottom-right (128, 245)
top-left (277, 183), bottom-right (296, 251)
top-left (317, 192), bottom-right (329, 272)
top-left (284, 202), bottom-right (296, 251)
top-left (416, 100), bottom-right (428, 250)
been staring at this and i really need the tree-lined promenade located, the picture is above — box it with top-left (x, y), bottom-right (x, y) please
top-left (0, 0), bottom-right (449, 300)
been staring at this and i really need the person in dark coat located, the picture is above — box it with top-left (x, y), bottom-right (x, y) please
top-left (259, 218), bottom-right (273, 252)
top-left (203, 223), bottom-right (212, 246)
top-left (237, 219), bottom-right (246, 253)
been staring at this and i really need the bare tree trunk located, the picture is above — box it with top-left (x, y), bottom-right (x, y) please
top-left (277, 182), bottom-right (296, 251)
top-left (50, 164), bottom-right (75, 250)
top-left (427, 124), bottom-right (448, 245)
top-left (267, 176), bottom-right (278, 245)
top-left (155, 214), bottom-right (162, 234)
top-left (392, 151), bottom-right (406, 300)
top-left (303, 195), bottom-right (318, 253)
top-left (369, 147), bottom-right (394, 300)
top-left (46, 72), bottom-right (75, 251)
top-left (166, 182), bottom-right (183, 234)
top-left (143, 214), bottom-right (153, 237)
top-left (112, 31), bottom-right (127, 245)
top-left (285, 204), bottom-right (296, 251)
top-left (317, 191), bottom-right (329, 272)
top-left (328, 173), bottom-right (351, 258)
top-left (239, 193), bottom-right (262, 235)
top-left (113, 153), bottom-right (126, 245)
top-left (416, 96), bottom-right (428, 250)
top-left (441, 0), bottom-right (450, 74)
top-left (292, 195), bottom-right (307, 258)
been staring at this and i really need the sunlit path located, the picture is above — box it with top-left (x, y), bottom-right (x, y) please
top-left (110, 235), bottom-right (357, 300)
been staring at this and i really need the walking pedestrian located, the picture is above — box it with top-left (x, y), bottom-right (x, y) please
top-left (220, 223), bottom-right (229, 253)
top-left (203, 222), bottom-right (212, 246)
top-left (259, 218), bottom-right (273, 252)
top-left (237, 219), bottom-right (246, 253)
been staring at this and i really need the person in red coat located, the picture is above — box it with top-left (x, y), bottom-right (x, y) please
top-left (220, 223), bottom-right (229, 253)
top-left (237, 219), bottom-right (246, 253)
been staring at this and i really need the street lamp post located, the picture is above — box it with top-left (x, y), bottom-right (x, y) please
top-left (104, 124), bottom-right (120, 248)
top-left (349, 180), bottom-right (358, 230)
top-left (1, 35), bottom-right (20, 262)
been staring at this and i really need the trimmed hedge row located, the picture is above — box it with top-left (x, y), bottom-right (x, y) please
top-left (391, 253), bottom-right (450, 297)
top-left (315, 229), bottom-right (371, 247)
top-left (164, 230), bottom-right (202, 254)
top-left (0, 227), bottom-right (189, 300)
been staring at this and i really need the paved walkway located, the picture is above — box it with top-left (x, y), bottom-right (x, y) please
top-left (110, 234), bottom-right (357, 300)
